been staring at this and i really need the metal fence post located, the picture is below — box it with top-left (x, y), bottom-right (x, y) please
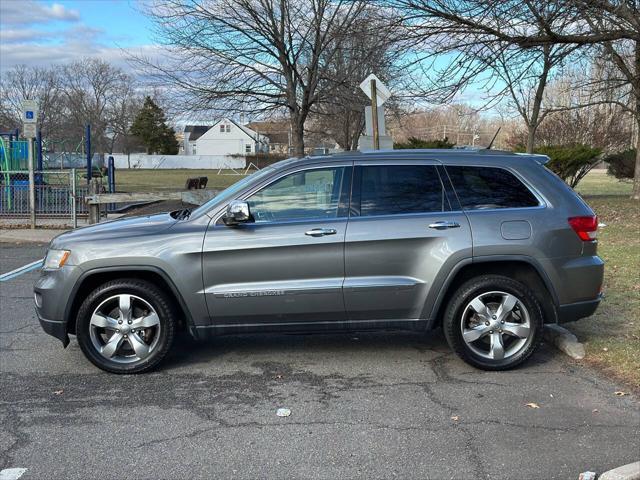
top-left (85, 124), bottom-right (91, 184)
top-left (88, 178), bottom-right (100, 224)
top-left (27, 138), bottom-right (36, 229)
top-left (71, 168), bottom-right (77, 229)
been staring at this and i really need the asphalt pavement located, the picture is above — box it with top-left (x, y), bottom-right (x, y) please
top-left (1, 242), bottom-right (639, 480)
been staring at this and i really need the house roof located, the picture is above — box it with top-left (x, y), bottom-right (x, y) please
top-left (183, 125), bottom-right (211, 142)
top-left (264, 132), bottom-right (289, 144)
top-left (206, 118), bottom-right (268, 143)
top-left (246, 120), bottom-right (289, 134)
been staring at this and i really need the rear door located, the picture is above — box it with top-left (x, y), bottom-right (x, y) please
top-left (344, 159), bottom-right (472, 323)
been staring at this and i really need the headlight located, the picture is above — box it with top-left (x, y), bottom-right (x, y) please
top-left (44, 249), bottom-right (71, 270)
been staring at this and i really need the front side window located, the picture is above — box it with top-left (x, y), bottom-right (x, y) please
top-left (247, 167), bottom-right (348, 222)
top-left (446, 166), bottom-right (539, 209)
top-left (245, 144), bottom-right (252, 153)
top-left (358, 165), bottom-right (449, 216)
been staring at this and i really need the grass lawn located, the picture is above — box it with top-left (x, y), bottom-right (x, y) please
top-left (115, 169), bottom-right (247, 192)
top-left (114, 168), bottom-right (638, 387)
top-left (571, 171), bottom-right (639, 389)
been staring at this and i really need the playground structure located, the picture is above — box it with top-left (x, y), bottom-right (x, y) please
top-left (0, 125), bottom-right (115, 223)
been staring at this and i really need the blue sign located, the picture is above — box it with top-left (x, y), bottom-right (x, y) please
top-left (26, 111), bottom-right (34, 119)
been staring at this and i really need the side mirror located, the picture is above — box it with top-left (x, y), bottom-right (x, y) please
top-left (223, 200), bottom-right (252, 225)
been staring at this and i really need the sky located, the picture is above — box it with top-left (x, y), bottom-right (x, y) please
top-left (0, 0), bottom-right (156, 71)
top-left (0, 0), bottom-right (501, 116)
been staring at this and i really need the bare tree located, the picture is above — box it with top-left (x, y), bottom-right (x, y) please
top-left (60, 59), bottom-right (135, 156)
top-left (0, 64), bottom-right (63, 138)
top-left (309, 11), bottom-right (404, 151)
top-left (106, 85), bottom-right (144, 155)
top-left (396, 0), bottom-right (640, 197)
top-left (137, 0), bottom-right (389, 156)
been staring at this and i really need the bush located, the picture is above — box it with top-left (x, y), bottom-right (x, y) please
top-left (394, 136), bottom-right (456, 149)
top-left (604, 149), bottom-right (636, 180)
top-left (516, 144), bottom-right (602, 188)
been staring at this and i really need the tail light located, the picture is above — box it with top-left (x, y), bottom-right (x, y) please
top-left (568, 216), bottom-right (598, 241)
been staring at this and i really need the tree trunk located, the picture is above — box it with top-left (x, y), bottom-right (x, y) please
top-left (632, 40), bottom-right (640, 200)
top-left (633, 119), bottom-right (640, 200)
top-left (526, 124), bottom-right (538, 154)
top-left (290, 118), bottom-right (305, 158)
top-left (525, 46), bottom-right (551, 153)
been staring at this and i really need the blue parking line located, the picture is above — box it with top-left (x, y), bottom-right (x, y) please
top-left (0, 260), bottom-right (44, 282)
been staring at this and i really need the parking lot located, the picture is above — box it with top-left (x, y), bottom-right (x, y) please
top-left (1, 241), bottom-right (638, 479)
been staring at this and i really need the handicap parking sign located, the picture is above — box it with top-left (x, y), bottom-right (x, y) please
top-left (26, 111), bottom-right (34, 120)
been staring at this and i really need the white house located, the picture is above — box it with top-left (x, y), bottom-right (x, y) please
top-left (195, 118), bottom-right (269, 156)
top-left (182, 125), bottom-right (212, 155)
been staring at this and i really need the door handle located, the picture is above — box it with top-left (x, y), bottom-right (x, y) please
top-left (428, 221), bottom-right (460, 230)
top-left (305, 228), bottom-right (337, 237)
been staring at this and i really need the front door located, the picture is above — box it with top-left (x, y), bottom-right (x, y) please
top-left (344, 161), bottom-right (472, 322)
top-left (202, 164), bottom-right (352, 327)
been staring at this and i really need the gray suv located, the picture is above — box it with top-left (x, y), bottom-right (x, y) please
top-left (35, 149), bottom-right (604, 373)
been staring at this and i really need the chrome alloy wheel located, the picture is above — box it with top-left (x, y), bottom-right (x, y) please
top-left (460, 291), bottom-right (532, 360)
top-left (89, 294), bottom-right (161, 364)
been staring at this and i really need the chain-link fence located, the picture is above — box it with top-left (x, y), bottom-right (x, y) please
top-left (0, 169), bottom-right (91, 221)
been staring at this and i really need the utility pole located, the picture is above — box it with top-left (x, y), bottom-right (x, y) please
top-left (370, 78), bottom-right (379, 150)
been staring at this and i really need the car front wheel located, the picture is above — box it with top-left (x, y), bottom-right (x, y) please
top-left (443, 275), bottom-right (543, 370)
top-left (76, 279), bottom-right (176, 374)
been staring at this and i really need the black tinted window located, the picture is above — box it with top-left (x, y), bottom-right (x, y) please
top-left (359, 165), bottom-right (448, 216)
top-left (446, 166), bottom-right (539, 209)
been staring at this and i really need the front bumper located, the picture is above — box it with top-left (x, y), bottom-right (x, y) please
top-left (557, 294), bottom-right (603, 323)
top-left (34, 264), bottom-right (80, 346)
top-left (36, 312), bottom-right (70, 347)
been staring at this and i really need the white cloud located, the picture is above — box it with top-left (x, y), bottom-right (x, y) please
top-left (0, 38), bottom-right (165, 74)
top-left (0, 1), bottom-right (80, 25)
top-left (0, 28), bottom-right (57, 43)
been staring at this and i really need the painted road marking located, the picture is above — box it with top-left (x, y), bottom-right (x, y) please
top-left (0, 259), bottom-right (43, 282)
top-left (0, 468), bottom-right (27, 480)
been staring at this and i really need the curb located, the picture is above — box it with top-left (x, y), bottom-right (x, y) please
top-left (543, 324), bottom-right (585, 360)
top-left (599, 461), bottom-right (640, 480)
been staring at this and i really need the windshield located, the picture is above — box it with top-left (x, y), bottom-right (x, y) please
top-left (190, 166), bottom-right (277, 218)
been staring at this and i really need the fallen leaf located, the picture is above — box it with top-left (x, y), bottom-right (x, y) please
top-left (602, 347), bottom-right (608, 352)
top-left (524, 402), bottom-right (540, 409)
top-left (450, 415), bottom-right (459, 421)
top-left (274, 374), bottom-right (283, 380)
top-left (53, 389), bottom-right (64, 395)
top-left (614, 391), bottom-right (628, 396)
top-left (592, 409), bottom-right (598, 413)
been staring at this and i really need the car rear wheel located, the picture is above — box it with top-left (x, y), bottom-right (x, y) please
top-left (76, 279), bottom-right (176, 374)
top-left (443, 275), bottom-right (543, 370)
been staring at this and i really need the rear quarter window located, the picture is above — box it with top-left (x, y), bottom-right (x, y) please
top-left (445, 166), bottom-right (539, 210)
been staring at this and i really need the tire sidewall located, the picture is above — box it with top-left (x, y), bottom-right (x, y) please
top-left (444, 275), bottom-right (544, 370)
top-left (76, 279), bottom-right (175, 374)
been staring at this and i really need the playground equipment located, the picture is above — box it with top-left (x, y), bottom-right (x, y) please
top-left (0, 124), bottom-right (112, 221)
top-left (0, 133), bottom-right (31, 210)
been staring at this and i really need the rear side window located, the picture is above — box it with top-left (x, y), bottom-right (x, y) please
top-left (446, 166), bottom-right (539, 210)
top-left (358, 165), bottom-right (449, 216)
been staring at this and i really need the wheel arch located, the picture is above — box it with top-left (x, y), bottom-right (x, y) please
top-left (428, 255), bottom-right (559, 329)
top-left (64, 266), bottom-right (195, 336)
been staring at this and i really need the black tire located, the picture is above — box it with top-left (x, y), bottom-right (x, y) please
top-left (443, 275), bottom-right (543, 370)
top-left (76, 279), bottom-right (176, 374)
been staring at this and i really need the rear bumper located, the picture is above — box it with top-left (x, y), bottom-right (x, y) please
top-left (36, 311), bottom-right (70, 347)
top-left (557, 294), bottom-right (602, 323)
